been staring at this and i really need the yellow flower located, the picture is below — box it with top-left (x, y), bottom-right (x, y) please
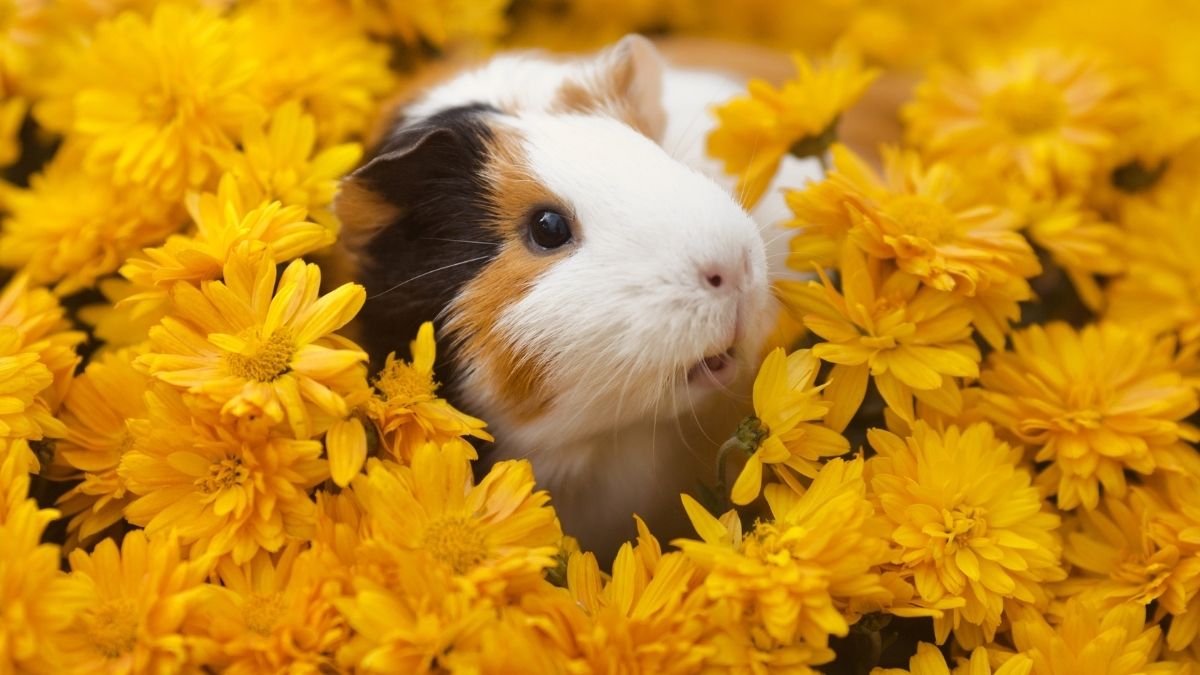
top-left (234, 0), bottom-right (394, 144)
top-left (52, 349), bottom-right (149, 549)
top-left (903, 47), bottom-right (1129, 193)
top-left (867, 421), bottom-right (1064, 644)
top-left (119, 385), bottom-right (328, 563)
top-left (38, 3), bottom-right (264, 200)
top-left (1011, 599), bottom-right (1178, 675)
top-left (212, 101), bottom-right (362, 230)
top-left (787, 144), bottom-right (1039, 347)
top-left (120, 173), bottom-right (335, 308)
top-left (202, 544), bottom-right (350, 673)
top-left (0, 95), bottom-right (24, 168)
top-left (1025, 198), bottom-right (1125, 310)
top-left (728, 347), bottom-right (849, 505)
top-left (1061, 477), bottom-right (1200, 652)
top-left (351, 445), bottom-right (562, 595)
top-left (779, 248), bottom-right (980, 423)
top-left (979, 322), bottom-right (1199, 511)
top-left (873, 642), bottom-right (1033, 675)
top-left (708, 47), bottom-right (879, 208)
top-left (363, 321), bottom-right (492, 469)
top-left (0, 453), bottom-right (81, 674)
top-left (348, 0), bottom-right (509, 48)
top-left (0, 274), bottom-right (84, 444)
top-left (136, 243), bottom-right (366, 441)
top-left (566, 518), bottom-right (716, 673)
top-left (676, 458), bottom-right (893, 652)
top-left (0, 149), bottom-right (181, 295)
top-left (57, 531), bottom-right (220, 672)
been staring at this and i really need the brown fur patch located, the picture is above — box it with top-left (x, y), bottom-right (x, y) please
top-left (446, 127), bottom-right (564, 422)
top-left (551, 38), bottom-right (666, 141)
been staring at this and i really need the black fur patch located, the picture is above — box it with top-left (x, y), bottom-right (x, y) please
top-left (347, 104), bottom-right (504, 379)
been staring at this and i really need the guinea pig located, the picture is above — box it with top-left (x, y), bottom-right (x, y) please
top-left (334, 35), bottom-right (823, 561)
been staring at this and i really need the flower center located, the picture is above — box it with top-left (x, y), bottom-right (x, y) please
top-left (885, 195), bottom-right (959, 244)
top-left (85, 599), bottom-right (138, 658)
top-left (374, 360), bottom-right (437, 402)
top-left (935, 506), bottom-right (987, 552)
top-left (225, 329), bottom-right (296, 382)
top-left (422, 515), bottom-right (489, 574)
top-left (989, 80), bottom-right (1065, 136)
top-left (197, 456), bottom-right (248, 494)
top-left (243, 592), bottom-right (286, 636)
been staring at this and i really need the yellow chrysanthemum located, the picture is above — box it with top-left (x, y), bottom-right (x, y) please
top-left (202, 544), bottom-right (350, 673)
top-left (52, 348), bottom-right (149, 549)
top-left (1061, 476), bottom-right (1200, 652)
top-left (903, 47), bottom-right (1129, 193)
top-left (727, 346), bottom-right (848, 505)
top-left (1010, 599), bottom-right (1180, 675)
top-left (1025, 198), bottom-right (1124, 310)
top-left (351, 445), bottom-right (562, 595)
top-left (56, 531), bottom-right (219, 672)
top-left (0, 149), bottom-right (181, 295)
top-left (348, 0), bottom-right (509, 48)
top-left (676, 458), bottom-right (893, 653)
top-left (873, 642), bottom-right (1034, 675)
top-left (708, 47), bottom-right (879, 209)
top-left (212, 101), bottom-right (362, 230)
top-left (0, 274), bottom-right (84, 444)
top-left (119, 384), bottom-right (328, 563)
top-left (363, 321), bottom-right (492, 467)
top-left (779, 248), bottom-right (980, 423)
top-left (234, 0), bottom-right (394, 145)
top-left (980, 322), bottom-right (1199, 511)
top-left (38, 3), bottom-right (264, 200)
top-left (788, 144), bottom-right (1039, 347)
top-left (867, 421), bottom-right (1064, 644)
top-left (0, 453), bottom-right (80, 674)
top-left (566, 517), bottom-right (715, 673)
top-left (120, 174), bottom-right (335, 308)
top-left (136, 244), bottom-right (366, 441)
top-left (0, 95), bottom-right (24, 168)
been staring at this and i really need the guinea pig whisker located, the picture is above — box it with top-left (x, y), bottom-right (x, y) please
top-left (369, 255), bottom-right (493, 300)
top-left (419, 236), bottom-right (496, 246)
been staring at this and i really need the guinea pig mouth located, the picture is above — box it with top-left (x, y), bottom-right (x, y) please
top-left (686, 347), bottom-right (737, 389)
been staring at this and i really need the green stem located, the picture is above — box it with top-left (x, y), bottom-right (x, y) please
top-left (714, 436), bottom-right (744, 512)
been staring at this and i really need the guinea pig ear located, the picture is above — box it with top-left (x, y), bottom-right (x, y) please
top-left (557, 34), bottom-right (667, 142)
top-left (333, 120), bottom-right (481, 250)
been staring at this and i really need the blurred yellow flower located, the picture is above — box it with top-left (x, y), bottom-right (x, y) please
top-left (53, 348), bottom-right (149, 549)
top-left (57, 531), bottom-right (218, 672)
top-left (677, 458), bottom-right (892, 651)
top-left (708, 47), bottom-right (879, 209)
top-left (0, 453), bottom-right (79, 674)
top-left (980, 322), bottom-right (1199, 510)
top-left (727, 346), bottom-right (848, 505)
top-left (872, 642), bottom-right (1034, 675)
top-left (0, 150), bottom-right (181, 295)
top-left (348, 0), bottom-right (509, 48)
top-left (203, 544), bottom-right (349, 673)
top-left (867, 422), bottom-right (1064, 644)
top-left (39, 3), bottom-right (264, 200)
top-left (364, 321), bottom-right (492, 467)
top-left (904, 47), bottom-right (1129, 193)
top-left (788, 144), bottom-right (1039, 347)
top-left (0, 274), bottom-right (84, 444)
top-left (0, 96), bottom-right (24, 167)
top-left (1025, 198), bottom-right (1124, 310)
top-left (235, 0), bottom-right (394, 145)
top-left (119, 384), bottom-right (327, 563)
top-left (780, 249), bottom-right (980, 422)
top-left (213, 101), bottom-right (363, 230)
top-left (1011, 598), bottom-right (1177, 675)
top-left (352, 445), bottom-right (561, 594)
top-left (137, 244), bottom-right (366, 441)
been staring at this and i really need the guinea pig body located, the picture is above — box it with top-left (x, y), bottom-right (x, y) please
top-left (336, 36), bottom-right (822, 560)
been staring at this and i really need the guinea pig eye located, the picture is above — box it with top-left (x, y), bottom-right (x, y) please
top-left (528, 210), bottom-right (573, 250)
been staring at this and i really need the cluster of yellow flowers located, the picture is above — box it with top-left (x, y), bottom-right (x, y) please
top-left (2, 0), bottom-right (1200, 673)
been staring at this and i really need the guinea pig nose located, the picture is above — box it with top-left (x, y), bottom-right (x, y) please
top-left (699, 255), bottom-right (746, 292)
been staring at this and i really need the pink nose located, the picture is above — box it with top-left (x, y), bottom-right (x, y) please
top-left (700, 251), bottom-right (749, 291)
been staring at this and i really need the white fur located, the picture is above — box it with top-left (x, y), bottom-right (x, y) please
top-left (412, 38), bottom-right (822, 558)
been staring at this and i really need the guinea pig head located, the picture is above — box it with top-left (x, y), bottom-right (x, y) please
top-left (336, 40), bottom-right (772, 455)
